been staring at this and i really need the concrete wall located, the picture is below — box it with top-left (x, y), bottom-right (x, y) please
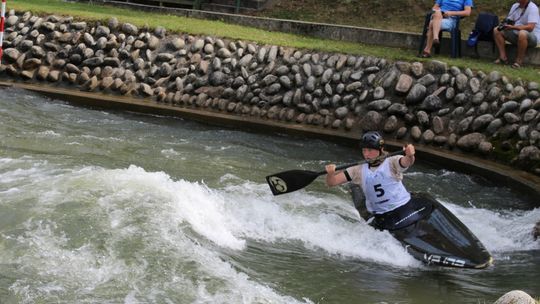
top-left (102, 0), bottom-right (540, 65)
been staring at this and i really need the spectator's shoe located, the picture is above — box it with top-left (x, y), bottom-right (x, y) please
top-left (493, 57), bottom-right (508, 65)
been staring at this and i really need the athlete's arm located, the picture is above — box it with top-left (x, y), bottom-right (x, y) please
top-left (325, 164), bottom-right (349, 186)
top-left (399, 144), bottom-right (416, 168)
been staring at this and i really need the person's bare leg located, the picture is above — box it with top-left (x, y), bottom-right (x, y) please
top-left (515, 30), bottom-right (529, 65)
top-left (431, 11), bottom-right (442, 44)
top-left (423, 21), bottom-right (434, 54)
top-left (493, 28), bottom-right (508, 61)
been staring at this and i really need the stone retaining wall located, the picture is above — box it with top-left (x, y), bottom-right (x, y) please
top-left (1, 10), bottom-right (539, 176)
top-left (97, 1), bottom-right (540, 65)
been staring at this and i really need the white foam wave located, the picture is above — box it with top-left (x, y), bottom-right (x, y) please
top-left (438, 199), bottom-right (540, 252)
top-left (2, 164), bottom-right (310, 303)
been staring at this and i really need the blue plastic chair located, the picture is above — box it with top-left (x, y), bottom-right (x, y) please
top-left (418, 12), bottom-right (462, 58)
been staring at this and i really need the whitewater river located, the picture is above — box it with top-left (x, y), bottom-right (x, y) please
top-left (0, 87), bottom-right (538, 303)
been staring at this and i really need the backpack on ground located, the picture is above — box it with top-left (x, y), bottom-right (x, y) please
top-left (468, 12), bottom-right (499, 56)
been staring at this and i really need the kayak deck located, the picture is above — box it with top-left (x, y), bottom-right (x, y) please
top-left (350, 185), bottom-right (493, 269)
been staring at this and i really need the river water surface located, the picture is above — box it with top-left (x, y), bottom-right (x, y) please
top-left (0, 87), bottom-right (538, 303)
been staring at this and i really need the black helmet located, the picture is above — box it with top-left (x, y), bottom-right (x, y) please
top-left (361, 131), bottom-right (384, 149)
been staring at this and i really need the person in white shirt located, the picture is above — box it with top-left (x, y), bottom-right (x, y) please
top-left (325, 131), bottom-right (416, 224)
top-left (493, 0), bottom-right (540, 68)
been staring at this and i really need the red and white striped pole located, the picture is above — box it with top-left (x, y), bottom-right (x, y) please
top-left (0, 0), bottom-right (6, 62)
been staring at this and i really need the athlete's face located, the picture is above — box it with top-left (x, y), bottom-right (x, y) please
top-left (362, 148), bottom-right (380, 160)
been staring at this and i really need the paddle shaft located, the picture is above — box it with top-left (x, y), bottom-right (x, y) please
top-left (316, 150), bottom-right (404, 176)
top-left (266, 150), bottom-right (403, 195)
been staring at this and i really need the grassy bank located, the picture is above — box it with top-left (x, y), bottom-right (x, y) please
top-left (254, 0), bottom-right (511, 35)
top-left (7, 0), bottom-right (540, 81)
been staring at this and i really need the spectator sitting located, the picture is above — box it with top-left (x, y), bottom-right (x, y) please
top-left (420, 0), bottom-right (474, 58)
top-left (493, 0), bottom-right (540, 69)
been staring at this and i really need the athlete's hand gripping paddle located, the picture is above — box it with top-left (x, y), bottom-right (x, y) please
top-left (266, 150), bottom-right (402, 195)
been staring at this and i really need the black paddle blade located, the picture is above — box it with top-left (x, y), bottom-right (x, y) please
top-left (266, 170), bottom-right (320, 195)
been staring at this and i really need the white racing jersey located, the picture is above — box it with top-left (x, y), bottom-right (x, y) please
top-left (347, 156), bottom-right (411, 214)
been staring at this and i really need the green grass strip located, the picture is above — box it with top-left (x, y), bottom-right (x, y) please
top-left (8, 0), bottom-right (540, 81)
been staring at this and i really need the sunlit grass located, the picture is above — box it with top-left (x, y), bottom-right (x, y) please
top-left (8, 0), bottom-right (540, 81)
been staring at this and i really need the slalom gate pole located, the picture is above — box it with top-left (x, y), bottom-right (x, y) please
top-left (0, 0), bottom-right (6, 62)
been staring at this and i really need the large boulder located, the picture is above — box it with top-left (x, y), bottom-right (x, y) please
top-left (493, 290), bottom-right (535, 304)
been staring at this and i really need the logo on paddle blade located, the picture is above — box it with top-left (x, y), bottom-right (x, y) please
top-left (268, 176), bottom-right (287, 193)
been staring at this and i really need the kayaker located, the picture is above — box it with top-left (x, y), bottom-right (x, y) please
top-left (325, 131), bottom-right (416, 228)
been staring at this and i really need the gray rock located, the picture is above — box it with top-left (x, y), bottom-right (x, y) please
top-left (71, 22), bottom-right (87, 31)
top-left (456, 73), bottom-right (468, 92)
top-left (395, 74), bottom-right (413, 94)
top-left (457, 116), bottom-right (474, 134)
top-left (523, 109), bottom-right (538, 122)
top-left (364, 66), bottom-right (380, 74)
top-left (257, 47), bottom-right (267, 63)
top-left (439, 73), bottom-right (451, 85)
top-left (486, 118), bottom-right (503, 135)
top-left (457, 133), bottom-right (486, 151)
top-left (433, 135), bottom-right (448, 145)
top-left (422, 129), bottom-right (435, 143)
top-left (331, 119), bottom-right (342, 129)
top-left (472, 114), bottom-right (495, 132)
top-left (47, 70), bottom-right (61, 82)
top-left (96, 25), bottom-right (110, 38)
top-left (6, 15), bottom-right (19, 26)
top-left (478, 141), bottom-right (493, 155)
top-left (321, 68), bottom-right (333, 84)
top-left (445, 87), bottom-right (456, 100)
top-left (373, 86), bottom-right (385, 99)
top-left (387, 103), bottom-right (408, 116)
top-left (121, 23), bottom-right (138, 35)
top-left (509, 86), bottom-right (527, 100)
top-left (496, 101), bottom-right (519, 117)
top-left (469, 77), bottom-right (481, 93)
top-left (368, 99), bottom-right (391, 111)
top-left (396, 126), bottom-right (408, 139)
top-left (432, 116), bottom-right (445, 134)
top-left (383, 115), bottom-right (399, 133)
top-left (504, 112), bottom-right (520, 124)
top-left (493, 290), bottom-right (535, 304)
top-left (411, 62), bottom-right (424, 77)
top-left (335, 106), bottom-right (349, 119)
top-left (448, 133), bottom-right (458, 147)
top-left (360, 111), bottom-right (383, 130)
top-left (22, 58), bottom-right (40, 70)
top-left (421, 95), bottom-right (442, 112)
top-left (217, 48), bottom-right (232, 58)
top-left (425, 60), bottom-right (447, 74)
top-left (305, 76), bottom-right (316, 92)
top-left (3, 48), bottom-right (20, 62)
top-left (518, 125), bottom-right (529, 140)
top-left (416, 111), bottom-right (430, 126)
top-left (64, 63), bottom-right (80, 74)
top-left (382, 70), bottom-right (399, 89)
top-left (499, 124), bottom-right (520, 139)
top-left (488, 71), bottom-right (502, 83)
top-left (450, 66), bottom-right (461, 76)
top-left (519, 98), bottom-right (533, 113)
top-left (345, 81), bottom-right (363, 92)
top-left (411, 126), bottom-right (422, 141)
top-left (405, 84), bottom-right (427, 105)
top-left (418, 74), bottom-right (436, 87)
top-left (471, 92), bottom-right (484, 105)
top-left (345, 70), bottom-right (360, 81)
